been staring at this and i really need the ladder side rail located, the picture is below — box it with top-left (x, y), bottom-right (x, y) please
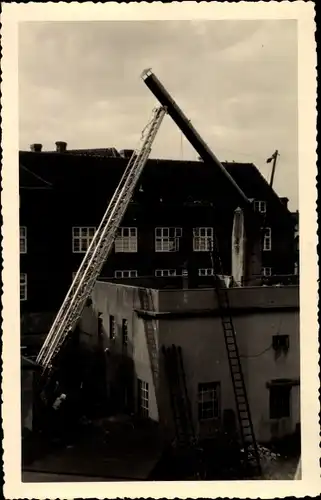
top-left (38, 107), bottom-right (166, 368)
top-left (139, 288), bottom-right (159, 391)
top-left (177, 346), bottom-right (196, 442)
top-left (219, 301), bottom-right (261, 469)
top-left (38, 107), bottom-right (165, 362)
top-left (211, 233), bottom-right (261, 471)
top-left (172, 346), bottom-right (190, 446)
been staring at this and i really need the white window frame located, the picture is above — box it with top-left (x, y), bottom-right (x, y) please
top-left (20, 226), bottom-right (27, 254)
top-left (155, 227), bottom-right (182, 252)
top-left (193, 227), bottom-right (214, 252)
top-left (254, 200), bottom-right (267, 213)
top-left (262, 267), bottom-right (272, 277)
top-left (20, 273), bottom-right (27, 301)
top-left (155, 269), bottom-right (177, 277)
top-left (115, 227), bottom-right (138, 253)
top-left (262, 227), bottom-right (272, 251)
top-left (138, 379), bottom-right (149, 417)
top-left (114, 270), bottom-right (138, 279)
top-left (72, 226), bottom-right (96, 253)
top-left (198, 382), bottom-right (220, 421)
top-left (198, 268), bottom-right (214, 277)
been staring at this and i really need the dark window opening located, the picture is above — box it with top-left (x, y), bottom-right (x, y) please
top-left (109, 315), bottom-right (116, 340)
top-left (269, 384), bottom-right (291, 419)
top-left (272, 335), bottom-right (290, 354)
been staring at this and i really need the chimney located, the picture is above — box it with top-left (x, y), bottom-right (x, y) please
top-left (30, 143), bottom-right (42, 152)
top-left (280, 197), bottom-right (289, 209)
top-left (55, 141), bottom-right (67, 153)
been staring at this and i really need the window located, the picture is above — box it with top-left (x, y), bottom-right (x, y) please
top-left (262, 227), bottom-right (272, 251)
top-left (122, 319), bottom-right (128, 346)
top-left (198, 382), bottom-right (220, 420)
top-left (269, 384), bottom-right (291, 419)
top-left (109, 315), bottom-right (116, 340)
top-left (254, 200), bottom-right (267, 213)
top-left (198, 268), bottom-right (214, 277)
top-left (155, 269), bottom-right (177, 277)
top-left (114, 270), bottom-right (138, 278)
top-left (193, 227), bottom-right (213, 252)
top-left (272, 335), bottom-right (289, 354)
top-left (20, 273), bottom-right (27, 301)
top-left (138, 379), bottom-right (149, 417)
top-left (115, 227), bottom-right (138, 253)
top-left (262, 267), bottom-right (272, 277)
top-left (20, 227), bottom-right (27, 254)
top-left (72, 227), bottom-right (96, 253)
top-left (155, 227), bottom-right (182, 252)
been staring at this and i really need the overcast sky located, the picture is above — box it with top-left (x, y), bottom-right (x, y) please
top-left (19, 20), bottom-right (298, 210)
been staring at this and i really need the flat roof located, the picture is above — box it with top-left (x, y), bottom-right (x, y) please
top-left (97, 274), bottom-right (299, 292)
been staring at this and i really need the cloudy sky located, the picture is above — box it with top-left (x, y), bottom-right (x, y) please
top-left (19, 20), bottom-right (298, 209)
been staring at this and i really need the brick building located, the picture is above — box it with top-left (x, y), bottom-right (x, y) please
top-left (19, 144), bottom-right (296, 334)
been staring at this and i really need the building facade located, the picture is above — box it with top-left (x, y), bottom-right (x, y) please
top-left (19, 146), bottom-right (297, 333)
top-left (82, 281), bottom-right (300, 444)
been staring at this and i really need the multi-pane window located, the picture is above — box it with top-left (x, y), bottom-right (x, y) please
top-left (138, 379), bottom-right (149, 418)
top-left (193, 227), bottom-right (213, 252)
top-left (155, 269), bottom-right (177, 277)
top-left (198, 268), bottom-right (214, 277)
top-left (115, 227), bottom-right (138, 253)
top-left (262, 267), bottom-right (272, 277)
top-left (20, 227), bottom-right (27, 254)
top-left (114, 270), bottom-right (138, 279)
top-left (72, 227), bottom-right (96, 253)
top-left (262, 227), bottom-right (272, 251)
top-left (155, 227), bottom-right (182, 252)
top-left (269, 384), bottom-right (291, 419)
top-left (254, 200), bottom-right (267, 213)
top-left (20, 273), bottom-right (27, 301)
top-left (122, 319), bottom-right (129, 346)
top-left (109, 315), bottom-right (116, 340)
top-left (198, 382), bottom-right (220, 420)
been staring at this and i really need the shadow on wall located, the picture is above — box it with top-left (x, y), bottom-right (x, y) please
top-left (79, 299), bottom-right (137, 417)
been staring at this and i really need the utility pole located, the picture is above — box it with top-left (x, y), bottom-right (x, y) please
top-left (267, 150), bottom-right (279, 188)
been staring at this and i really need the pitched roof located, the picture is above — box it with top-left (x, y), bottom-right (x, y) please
top-left (19, 150), bottom-right (293, 223)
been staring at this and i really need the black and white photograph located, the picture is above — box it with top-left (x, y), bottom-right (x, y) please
top-left (1, 2), bottom-right (318, 498)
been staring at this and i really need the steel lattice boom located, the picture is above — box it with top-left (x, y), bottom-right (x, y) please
top-left (37, 106), bottom-right (166, 371)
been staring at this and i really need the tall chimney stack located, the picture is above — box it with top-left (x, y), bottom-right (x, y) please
top-left (55, 141), bottom-right (67, 153)
top-left (30, 143), bottom-right (42, 152)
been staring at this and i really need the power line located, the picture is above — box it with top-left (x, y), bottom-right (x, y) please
top-left (240, 344), bottom-right (273, 359)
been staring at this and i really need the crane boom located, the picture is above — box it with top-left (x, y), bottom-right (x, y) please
top-left (142, 69), bottom-right (261, 474)
top-left (141, 69), bottom-right (252, 210)
top-left (37, 106), bottom-right (166, 372)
